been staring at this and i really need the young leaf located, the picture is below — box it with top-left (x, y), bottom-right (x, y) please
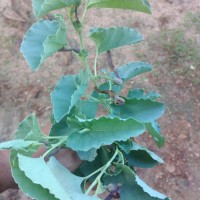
top-left (125, 142), bottom-right (164, 168)
top-left (33, 0), bottom-right (81, 18)
top-left (89, 27), bottom-right (143, 54)
top-left (17, 154), bottom-right (71, 200)
top-left (67, 116), bottom-right (145, 151)
top-left (50, 100), bottom-right (98, 136)
top-left (11, 153), bottom-right (57, 200)
top-left (145, 121), bottom-right (165, 148)
top-left (115, 140), bottom-right (133, 154)
top-left (128, 88), bottom-right (160, 100)
top-left (47, 157), bottom-right (100, 199)
top-left (0, 140), bottom-right (41, 150)
top-left (111, 98), bottom-right (165, 123)
top-left (51, 70), bottom-right (90, 122)
top-left (77, 148), bottom-right (97, 162)
top-left (20, 15), bottom-right (67, 70)
top-left (103, 164), bottom-right (169, 200)
top-left (87, 0), bottom-right (151, 14)
top-left (112, 62), bottom-right (152, 81)
top-left (15, 113), bottom-right (44, 141)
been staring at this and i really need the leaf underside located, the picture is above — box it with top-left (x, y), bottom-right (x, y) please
top-left (20, 16), bottom-right (67, 71)
top-left (51, 70), bottom-right (90, 122)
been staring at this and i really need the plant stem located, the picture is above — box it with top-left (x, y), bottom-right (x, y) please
top-left (94, 49), bottom-right (98, 77)
top-left (85, 147), bottom-right (119, 195)
top-left (42, 136), bottom-right (67, 158)
top-left (81, 0), bottom-right (88, 23)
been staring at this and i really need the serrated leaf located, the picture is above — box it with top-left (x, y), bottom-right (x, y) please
top-left (47, 157), bottom-right (100, 199)
top-left (89, 27), bottom-right (143, 54)
top-left (21, 15), bottom-right (67, 70)
top-left (67, 116), bottom-right (145, 151)
top-left (0, 140), bottom-right (41, 150)
top-left (112, 62), bottom-right (152, 81)
top-left (11, 152), bottom-right (56, 200)
top-left (15, 113), bottom-right (44, 141)
top-left (77, 148), bottom-right (97, 162)
top-left (145, 121), bottom-right (165, 148)
top-left (103, 163), bottom-right (169, 200)
top-left (125, 142), bottom-right (164, 168)
top-left (111, 98), bottom-right (165, 123)
top-left (17, 154), bottom-right (71, 200)
top-left (128, 88), bottom-right (160, 100)
top-left (50, 100), bottom-right (98, 136)
top-left (51, 70), bottom-right (90, 122)
top-left (33, 0), bottom-right (81, 18)
top-left (87, 0), bottom-right (151, 14)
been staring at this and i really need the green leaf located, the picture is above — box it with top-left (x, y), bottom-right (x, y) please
top-left (145, 121), bottom-right (165, 148)
top-left (11, 153), bottom-right (56, 200)
top-left (20, 15), bottom-right (67, 70)
top-left (128, 88), bottom-right (160, 100)
top-left (77, 148), bottom-right (97, 161)
top-left (125, 142), bottom-right (164, 168)
top-left (76, 100), bottom-right (98, 119)
top-left (17, 154), bottom-right (71, 200)
top-left (87, 0), bottom-right (151, 14)
top-left (103, 163), bottom-right (169, 200)
top-left (33, 0), bottom-right (81, 18)
top-left (111, 98), bottom-right (165, 122)
top-left (47, 157), bottom-right (100, 199)
top-left (112, 62), bottom-right (152, 81)
top-left (15, 113), bottom-right (44, 141)
top-left (50, 100), bottom-right (98, 136)
top-left (89, 27), bottom-right (143, 54)
top-left (51, 70), bottom-right (90, 122)
top-left (77, 147), bottom-right (111, 179)
top-left (67, 116), bottom-right (145, 151)
top-left (50, 115), bottom-right (73, 136)
top-left (116, 140), bottom-right (133, 154)
top-left (0, 140), bottom-right (41, 150)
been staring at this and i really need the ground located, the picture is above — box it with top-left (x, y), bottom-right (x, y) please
top-left (0, 0), bottom-right (200, 199)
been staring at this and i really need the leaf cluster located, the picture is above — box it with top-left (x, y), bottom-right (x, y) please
top-left (0, 0), bottom-right (171, 199)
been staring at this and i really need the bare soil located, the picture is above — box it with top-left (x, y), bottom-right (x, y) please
top-left (0, 0), bottom-right (200, 199)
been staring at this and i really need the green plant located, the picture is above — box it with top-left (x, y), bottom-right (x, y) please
top-left (0, 1), bottom-right (170, 199)
top-left (184, 12), bottom-right (200, 32)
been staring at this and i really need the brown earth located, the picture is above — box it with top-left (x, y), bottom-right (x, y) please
top-left (0, 0), bottom-right (200, 199)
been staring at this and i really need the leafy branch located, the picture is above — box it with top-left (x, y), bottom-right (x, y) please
top-left (0, 0), bottom-right (171, 200)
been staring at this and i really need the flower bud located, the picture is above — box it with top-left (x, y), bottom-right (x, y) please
top-left (112, 77), bottom-right (123, 85)
top-left (113, 95), bottom-right (125, 105)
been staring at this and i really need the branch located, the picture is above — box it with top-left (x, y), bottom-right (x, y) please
top-left (106, 50), bottom-right (120, 78)
top-left (59, 47), bottom-right (80, 53)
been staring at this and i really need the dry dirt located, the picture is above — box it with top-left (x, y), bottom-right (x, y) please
top-left (0, 0), bottom-right (200, 200)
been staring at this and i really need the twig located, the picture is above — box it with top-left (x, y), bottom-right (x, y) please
top-left (59, 47), bottom-right (80, 53)
top-left (106, 50), bottom-right (120, 78)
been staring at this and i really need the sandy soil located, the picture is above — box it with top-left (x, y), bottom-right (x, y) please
top-left (0, 0), bottom-right (200, 199)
